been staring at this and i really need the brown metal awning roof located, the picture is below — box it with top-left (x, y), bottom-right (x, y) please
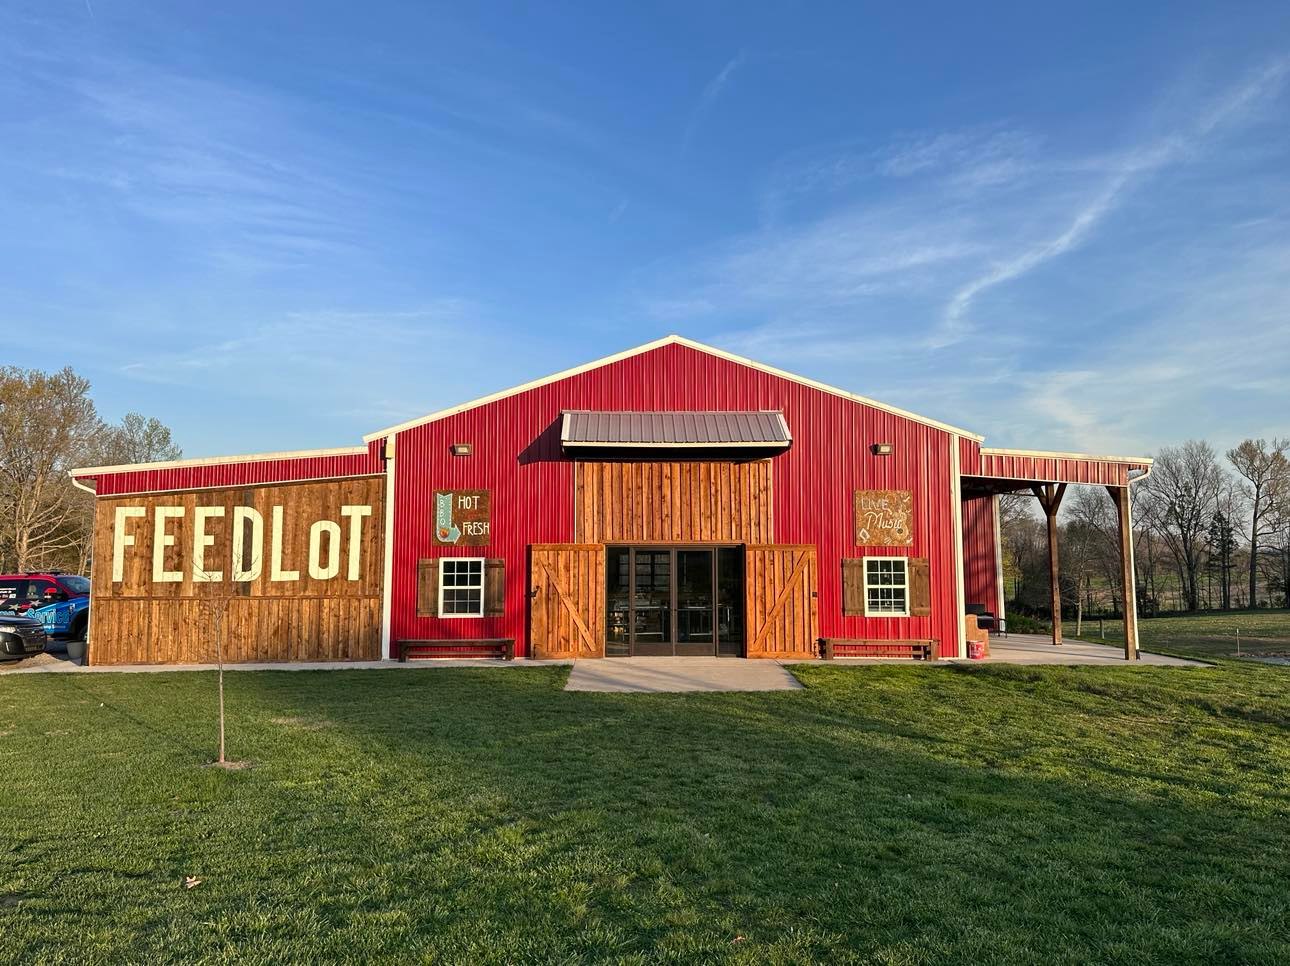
top-left (561, 410), bottom-right (791, 449)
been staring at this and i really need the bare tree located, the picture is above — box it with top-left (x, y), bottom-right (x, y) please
top-left (0, 367), bottom-right (100, 572)
top-left (66, 412), bottom-right (184, 575)
top-left (105, 413), bottom-right (183, 465)
top-left (1142, 440), bottom-right (1225, 612)
top-left (1060, 488), bottom-right (1115, 634)
top-left (1227, 438), bottom-right (1290, 608)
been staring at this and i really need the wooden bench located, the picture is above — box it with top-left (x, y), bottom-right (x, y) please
top-left (820, 638), bottom-right (936, 661)
top-left (398, 639), bottom-right (515, 662)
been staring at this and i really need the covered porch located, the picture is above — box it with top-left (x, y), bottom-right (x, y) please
top-left (974, 634), bottom-right (1202, 667)
top-left (961, 446), bottom-right (1153, 661)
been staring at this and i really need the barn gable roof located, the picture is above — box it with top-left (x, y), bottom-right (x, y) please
top-left (361, 335), bottom-right (985, 443)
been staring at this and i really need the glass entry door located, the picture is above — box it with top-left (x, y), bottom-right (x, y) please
top-left (605, 546), bottom-right (744, 657)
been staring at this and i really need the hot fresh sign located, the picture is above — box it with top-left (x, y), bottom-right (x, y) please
top-left (433, 490), bottom-right (490, 546)
top-left (111, 504), bottom-right (373, 584)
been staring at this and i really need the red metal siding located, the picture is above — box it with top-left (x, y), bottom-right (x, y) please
top-left (87, 450), bottom-right (382, 496)
top-left (390, 341), bottom-right (965, 658)
top-left (961, 495), bottom-right (999, 613)
top-left (975, 452), bottom-right (1142, 486)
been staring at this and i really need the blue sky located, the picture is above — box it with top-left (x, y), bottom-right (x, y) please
top-left (3, 1), bottom-right (1289, 459)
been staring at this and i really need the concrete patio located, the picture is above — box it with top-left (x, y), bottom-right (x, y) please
top-left (967, 633), bottom-right (1205, 666)
top-left (814, 633), bottom-right (1204, 668)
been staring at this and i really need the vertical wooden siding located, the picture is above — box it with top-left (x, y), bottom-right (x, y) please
top-left (528, 544), bottom-right (606, 659)
top-left (574, 460), bottom-right (772, 543)
top-left (745, 545), bottom-right (819, 659)
top-left (89, 477), bottom-right (384, 665)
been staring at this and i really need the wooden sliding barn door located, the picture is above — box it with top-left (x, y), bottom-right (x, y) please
top-left (745, 545), bottom-right (819, 660)
top-left (529, 544), bottom-right (606, 659)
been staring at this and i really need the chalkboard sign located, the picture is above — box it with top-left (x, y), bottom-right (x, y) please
top-left (432, 489), bottom-right (491, 546)
top-left (854, 490), bottom-right (913, 547)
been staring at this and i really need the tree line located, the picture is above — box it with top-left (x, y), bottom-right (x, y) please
top-left (0, 366), bottom-right (181, 575)
top-left (1003, 438), bottom-right (1290, 619)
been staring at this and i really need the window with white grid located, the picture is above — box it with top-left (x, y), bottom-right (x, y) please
top-left (864, 557), bottom-right (909, 617)
top-left (438, 558), bottom-right (485, 617)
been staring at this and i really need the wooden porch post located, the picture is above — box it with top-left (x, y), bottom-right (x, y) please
top-left (1107, 486), bottom-right (1140, 661)
top-left (1032, 483), bottom-right (1067, 645)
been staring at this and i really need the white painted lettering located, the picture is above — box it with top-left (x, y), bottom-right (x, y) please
top-left (340, 505), bottom-right (372, 581)
top-left (308, 520), bottom-right (342, 580)
top-left (270, 505), bottom-right (299, 581)
top-left (232, 506), bottom-right (264, 582)
top-left (112, 506), bottom-right (146, 582)
top-left (192, 506), bottom-right (225, 582)
top-left (152, 506), bottom-right (185, 583)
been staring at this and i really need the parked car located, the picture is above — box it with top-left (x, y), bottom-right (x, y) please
top-left (0, 572), bottom-right (90, 641)
top-left (0, 611), bottom-right (48, 660)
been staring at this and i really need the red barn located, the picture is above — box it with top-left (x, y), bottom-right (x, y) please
top-left (70, 336), bottom-right (1151, 665)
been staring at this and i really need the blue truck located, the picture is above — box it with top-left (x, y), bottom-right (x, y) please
top-left (0, 572), bottom-right (90, 641)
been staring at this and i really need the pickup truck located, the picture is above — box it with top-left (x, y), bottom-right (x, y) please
top-left (0, 572), bottom-right (90, 641)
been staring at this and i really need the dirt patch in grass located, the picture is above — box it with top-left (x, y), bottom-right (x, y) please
top-left (269, 716), bottom-right (333, 731)
top-left (205, 759), bottom-right (254, 771)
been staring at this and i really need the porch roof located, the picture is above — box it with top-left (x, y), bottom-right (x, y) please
top-left (560, 410), bottom-right (791, 450)
top-left (962, 447), bottom-right (1153, 494)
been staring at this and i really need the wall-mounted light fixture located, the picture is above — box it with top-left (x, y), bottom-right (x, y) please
top-left (450, 443), bottom-right (473, 457)
top-left (871, 443), bottom-right (893, 456)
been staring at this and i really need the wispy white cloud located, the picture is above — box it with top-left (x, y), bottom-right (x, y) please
top-left (636, 57), bottom-right (1290, 450)
top-left (680, 51), bottom-right (748, 155)
top-left (931, 56), bottom-right (1290, 348)
top-left (119, 303), bottom-right (477, 386)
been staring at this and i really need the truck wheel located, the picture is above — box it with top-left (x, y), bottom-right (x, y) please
top-left (70, 613), bottom-right (88, 642)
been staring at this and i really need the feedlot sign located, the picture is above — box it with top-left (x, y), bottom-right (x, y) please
top-left (433, 489), bottom-right (491, 546)
top-left (855, 489), bottom-right (913, 547)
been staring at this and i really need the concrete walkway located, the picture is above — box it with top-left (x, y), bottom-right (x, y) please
top-left (564, 657), bottom-right (804, 693)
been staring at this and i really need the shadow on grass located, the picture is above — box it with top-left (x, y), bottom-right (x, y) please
top-left (187, 662), bottom-right (1290, 962)
top-left (5, 663), bottom-right (1288, 963)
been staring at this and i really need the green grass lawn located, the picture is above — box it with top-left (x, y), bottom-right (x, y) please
top-left (1075, 608), bottom-right (1290, 661)
top-left (2, 660), bottom-right (1288, 964)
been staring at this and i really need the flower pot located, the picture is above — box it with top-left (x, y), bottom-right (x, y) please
top-left (65, 638), bottom-right (86, 662)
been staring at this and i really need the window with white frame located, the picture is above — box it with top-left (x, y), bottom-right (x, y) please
top-left (438, 558), bottom-right (485, 617)
top-left (864, 557), bottom-right (909, 616)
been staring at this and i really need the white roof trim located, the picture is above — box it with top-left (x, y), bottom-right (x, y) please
top-left (979, 447), bottom-right (1154, 465)
top-left (70, 445), bottom-right (369, 477)
top-left (362, 334), bottom-right (984, 442)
